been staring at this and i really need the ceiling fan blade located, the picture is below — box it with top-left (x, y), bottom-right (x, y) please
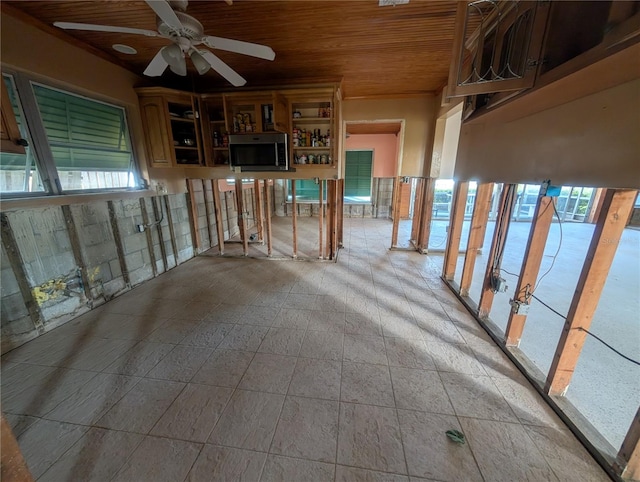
top-left (198, 50), bottom-right (246, 87)
top-left (54, 21), bottom-right (158, 37)
top-left (203, 36), bottom-right (275, 61)
top-left (143, 49), bottom-right (169, 77)
top-left (145, 0), bottom-right (184, 31)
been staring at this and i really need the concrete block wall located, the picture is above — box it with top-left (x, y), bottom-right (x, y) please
top-left (0, 193), bottom-right (195, 354)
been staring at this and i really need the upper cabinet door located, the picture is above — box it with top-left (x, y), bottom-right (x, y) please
top-left (272, 91), bottom-right (290, 133)
top-left (1, 78), bottom-right (26, 155)
top-left (447, 0), bottom-right (550, 98)
top-left (139, 96), bottom-right (174, 167)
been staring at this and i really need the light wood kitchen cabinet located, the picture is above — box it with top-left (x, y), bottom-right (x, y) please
top-left (223, 91), bottom-right (290, 135)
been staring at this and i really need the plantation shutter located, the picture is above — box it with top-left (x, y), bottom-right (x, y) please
top-left (345, 151), bottom-right (373, 197)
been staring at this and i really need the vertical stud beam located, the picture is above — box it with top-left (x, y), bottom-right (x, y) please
top-left (211, 180), bottom-right (225, 255)
top-left (327, 180), bottom-right (336, 259)
top-left (107, 201), bottom-right (130, 285)
top-left (151, 197), bottom-right (168, 272)
top-left (163, 196), bottom-right (179, 265)
top-left (264, 180), bottom-right (273, 257)
top-left (186, 180), bottom-right (201, 253)
top-left (61, 205), bottom-right (93, 299)
top-left (616, 407), bottom-right (640, 480)
top-left (442, 181), bottom-right (469, 280)
top-left (546, 189), bottom-right (637, 395)
top-left (291, 179), bottom-right (298, 258)
top-left (411, 178), bottom-right (424, 244)
top-left (139, 198), bottom-right (158, 277)
top-left (201, 179), bottom-right (214, 248)
top-left (390, 177), bottom-right (401, 248)
top-left (1, 413), bottom-right (34, 481)
top-left (254, 180), bottom-right (264, 243)
top-left (337, 179), bottom-right (344, 248)
top-left (504, 195), bottom-right (555, 346)
top-left (235, 181), bottom-right (248, 256)
top-left (478, 183), bottom-right (516, 319)
top-left (417, 178), bottom-right (436, 252)
top-left (459, 183), bottom-right (494, 296)
top-left (319, 180), bottom-right (324, 259)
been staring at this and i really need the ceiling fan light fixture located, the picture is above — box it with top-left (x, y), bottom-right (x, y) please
top-left (161, 43), bottom-right (187, 76)
top-left (190, 50), bottom-right (211, 75)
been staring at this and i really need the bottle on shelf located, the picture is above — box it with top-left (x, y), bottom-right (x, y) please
top-left (213, 131), bottom-right (219, 147)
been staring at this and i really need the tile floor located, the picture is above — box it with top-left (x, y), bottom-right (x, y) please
top-left (1, 219), bottom-right (609, 481)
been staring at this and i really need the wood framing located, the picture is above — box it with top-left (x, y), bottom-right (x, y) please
top-left (478, 183), bottom-right (517, 319)
top-left (337, 179), bottom-right (344, 248)
top-left (1, 413), bottom-right (34, 481)
top-left (390, 177), bottom-right (401, 248)
top-left (186, 179), bottom-right (201, 252)
top-left (504, 195), bottom-right (555, 347)
top-left (326, 180), bottom-right (333, 259)
top-left (442, 181), bottom-right (469, 280)
top-left (616, 407), bottom-right (640, 480)
top-left (211, 180), bottom-right (225, 255)
top-left (201, 180), bottom-right (214, 248)
top-left (411, 178), bottom-right (424, 243)
top-left (235, 182), bottom-right (248, 256)
top-left (327, 180), bottom-right (338, 259)
top-left (291, 179), bottom-right (298, 258)
top-left (319, 180), bottom-right (324, 259)
top-left (263, 180), bottom-right (273, 257)
top-left (254, 180), bottom-right (264, 243)
top-left (151, 196), bottom-right (168, 272)
top-left (459, 183), bottom-right (494, 296)
top-left (417, 178), bottom-right (436, 252)
top-left (545, 189), bottom-right (637, 395)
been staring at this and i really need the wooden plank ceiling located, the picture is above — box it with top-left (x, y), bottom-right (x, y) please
top-left (3, 0), bottom-right (459, 98)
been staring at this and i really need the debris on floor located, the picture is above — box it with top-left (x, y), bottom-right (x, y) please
top-left (446, 429), bottom-right (466, 445)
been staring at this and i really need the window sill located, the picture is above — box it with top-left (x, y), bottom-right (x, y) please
top-left (0, 188), bottom-right (156, 212)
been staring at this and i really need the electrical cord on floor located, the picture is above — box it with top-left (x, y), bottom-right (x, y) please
top-left (530, 293), bottom-right (640, 367)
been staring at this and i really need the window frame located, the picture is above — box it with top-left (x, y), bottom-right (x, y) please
top-left (1, 69), bottom-right (143, 198)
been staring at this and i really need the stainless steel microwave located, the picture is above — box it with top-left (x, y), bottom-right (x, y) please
top-left (228, 133), bottom-right (288, 172)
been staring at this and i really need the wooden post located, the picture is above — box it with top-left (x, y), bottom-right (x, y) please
top-left (417, 178), bottom-right (436, 252)
top-left (186, 179), bottom-right (201, 253)
top-left (391, 177), bottom-right (402, 248)
top-left (504, 195), bottom-right (555, 347)
top-left (291, 179), bottom-right (298, 258)
top-left (459, 183), bottom-right (494, 296)
top-left (211, 180), bottom-right (225, 255)
top-left (254, 180), bottom-right (264, 243)
top-left (615, 407), bottom-right (640, 480)
top-left (319, 179), bottom-right (324, 259)
top-left (411, 178), bottom-right (424, 244)
top-left (545, 189), bottom-right (637, 395)
top-left (327, 180), bottom-right (337, 259)
top-left (151, 196), bottom-right (168, 272)
top-left (478, 183), bottom-right (516, 319)
top-left (1, 414), bottom-right (34, 481)
top-left (337, 179), bottom-right (344, 248)
top-left (263, 180), bottom-right (272, 257)
top-left (326, 180), bottom-right (333, 259)
top-left (442, 181), bottom-right (469, 280)
top-left (235, 181), bottom-right (248, 256)
top-left (201, 179), bottom-right (214, 248)
top-left (164, 196), bottom-right (179, 265)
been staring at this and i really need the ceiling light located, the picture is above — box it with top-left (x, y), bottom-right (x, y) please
top-left (112, 44), bottom-right (137, 54)
top-left (161, 44), bottom-right (187, 76)
top-left (190, 50), bottom-right (211, 75)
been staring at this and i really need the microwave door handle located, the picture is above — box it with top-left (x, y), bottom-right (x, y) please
top-left (274, 143), bottom-right (278, 166)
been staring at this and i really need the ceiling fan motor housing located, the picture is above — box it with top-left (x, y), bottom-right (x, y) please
top-left (157, 11), bottom-right (203, 39)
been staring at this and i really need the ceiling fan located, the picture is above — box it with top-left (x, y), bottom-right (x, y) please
top-left (53, 0), bottom-right (275, 87)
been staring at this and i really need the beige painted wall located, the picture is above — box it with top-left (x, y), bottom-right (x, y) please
top-left (455, 79), bottom-right (640, 188)
top-left (342, 96), bottom-right (438, 177)
top-left (0, 11), bottom-right (188, 194)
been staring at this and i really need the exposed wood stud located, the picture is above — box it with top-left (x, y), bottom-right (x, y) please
top-left (391, 177), bottom-right (402, 248)
top-left (163, 196), bottom-right (179, 266)
top-left (1, 413), bottom-right (34, 482)
top-left (478, 183), bottom-right (517, 319)
top-left (319, 180), bottom-right (324, 259)
top-left (504, 195), bottom-right (555, 347)
top-left (264, 180), bottom-right (273, 257)
top-left (201, 179), bottom-right (214, 248)
top-left (151, 196), bottom-right (168, 273)
top-left (337, 179), bottom-right (345, 248)
top-left (411, 178), bottom-right (424, 243)
top-left (107, 201), bottom-right (130, 286)
top-left (211, 180), bottom-right (225, 254)
top-left (224, 191), bottom-right (234, 245)
top-left (615, 407), bottom-right (640, 480)
top-left (139, 198), bottom-right (158, 278)
top-left (545, 189), bottom-right (637, 396)
top-left (417, 178), bottom-right (436, 252)
top-left (330, 180), bottom-right (339, 259)
top-left (254, 180), bottom-right (264, 243)
top-left (459, 183), bottom-right (494, 296)
top-left (0, 213), bottom-right (45, 333)
top-left (61, 205), bottom-right (92, 301)
top-left (186, 180), bottom-right (201, 252)
top-left (291, 179), bottom-right (298, 258)
top-left (235, 182), bottom-right (249, 256)
top-left (442, 181), bottom-right (469, 280)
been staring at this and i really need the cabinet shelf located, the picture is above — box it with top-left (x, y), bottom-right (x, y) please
top-left (292, 163), bottom-right (335, 168)
top-left (213, 147), bottom-right (228, 151)
top-left (292, 117), bottom-right (332, 123)
top-left (293, 146), bottom-right (330, 151)
top-left (170, 117), bottom-right (195, 124)
top-left (175, 146), bottom-right (199, 151)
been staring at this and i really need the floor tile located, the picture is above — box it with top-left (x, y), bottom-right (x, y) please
top-left (144, 317), bottom-right (201, 344)
top-left (289, 358), bottom-right (342, 400)
top-left (337, 402), bottom-right (406, 474)
top-left (60, 338), bottom-right (137, 372)
top-left (300, 331), bottom-right (344, 360)
top-left (425, 342), bottom-right (487, 375)
top-left (218, 325), bottom-right (270, 351)
top-left (178, 300), bottom-right (219, 320)
top-left (271, 396), bottom-right (339, 462)
top-left (341, 362), bottom-right (395, 407)
top-left (180, 321), bottom-right (234, 348)
top-left (112, 436), bottom-right (201, 482)
top-left (283, 293), bottom-right (317, 310)
top-left (146, 345), bottom-right (213, 382)
top-left (440, 372), bottom-right (519, 422)
top-left (344, 334), bottom-right (388, 365)
top-left (276, 309), bottom-right (313, 329)
top-left (258, 328), bottom-right (306, 356)
top-left (241, 305), bottom-right (281, 326)
top-left (17, 418), bottom-right (88, 479)
top-left (191, 349), bottom-right (254, 387)
top-left (151, 383), bottom-right (233, 442)
top-left (381, 316), bottom-right (424, 340)
top-left (205, 303), bottom-right (248, 323)
top-left (335, 465), bottom-right (409, 481)
top-left (468, 342), bottom-right (523, 379)
top-left (418, 318), bottom-right (466, 344)
top-left (492, 377), bottom-right (564, 429)
top-left (397, 409), bottom-right (482, 481)
top-left (4, 414), bottom-right (38, 438)
top-left (238, 353), bottom-right (297, 394)
top-left (460, 417), bottom-right (558, 481)
top-left (390, 367), bottom-right (454, 414)
top-left (96, 378), bottom-right (184, 433)
top-left (39, 428), bottom-right (144, 482)
top-left (103, 341), bottom-right (174, 376)
top-left (261, 454), bottom-right (334, 481)
top-left (345, 312), bottom-right (383, 336)
top-left (315, 294), bottom-right (347, 312)
top-left (187, 445), bottom-right (267, 481)
top-left (384, 338), bottom-right (435, 370)
top-left (208, 389), bottom-right (285, 451)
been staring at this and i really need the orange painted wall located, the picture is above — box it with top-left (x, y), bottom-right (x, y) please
top-left (345, 133), bottom-right (398, 177)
